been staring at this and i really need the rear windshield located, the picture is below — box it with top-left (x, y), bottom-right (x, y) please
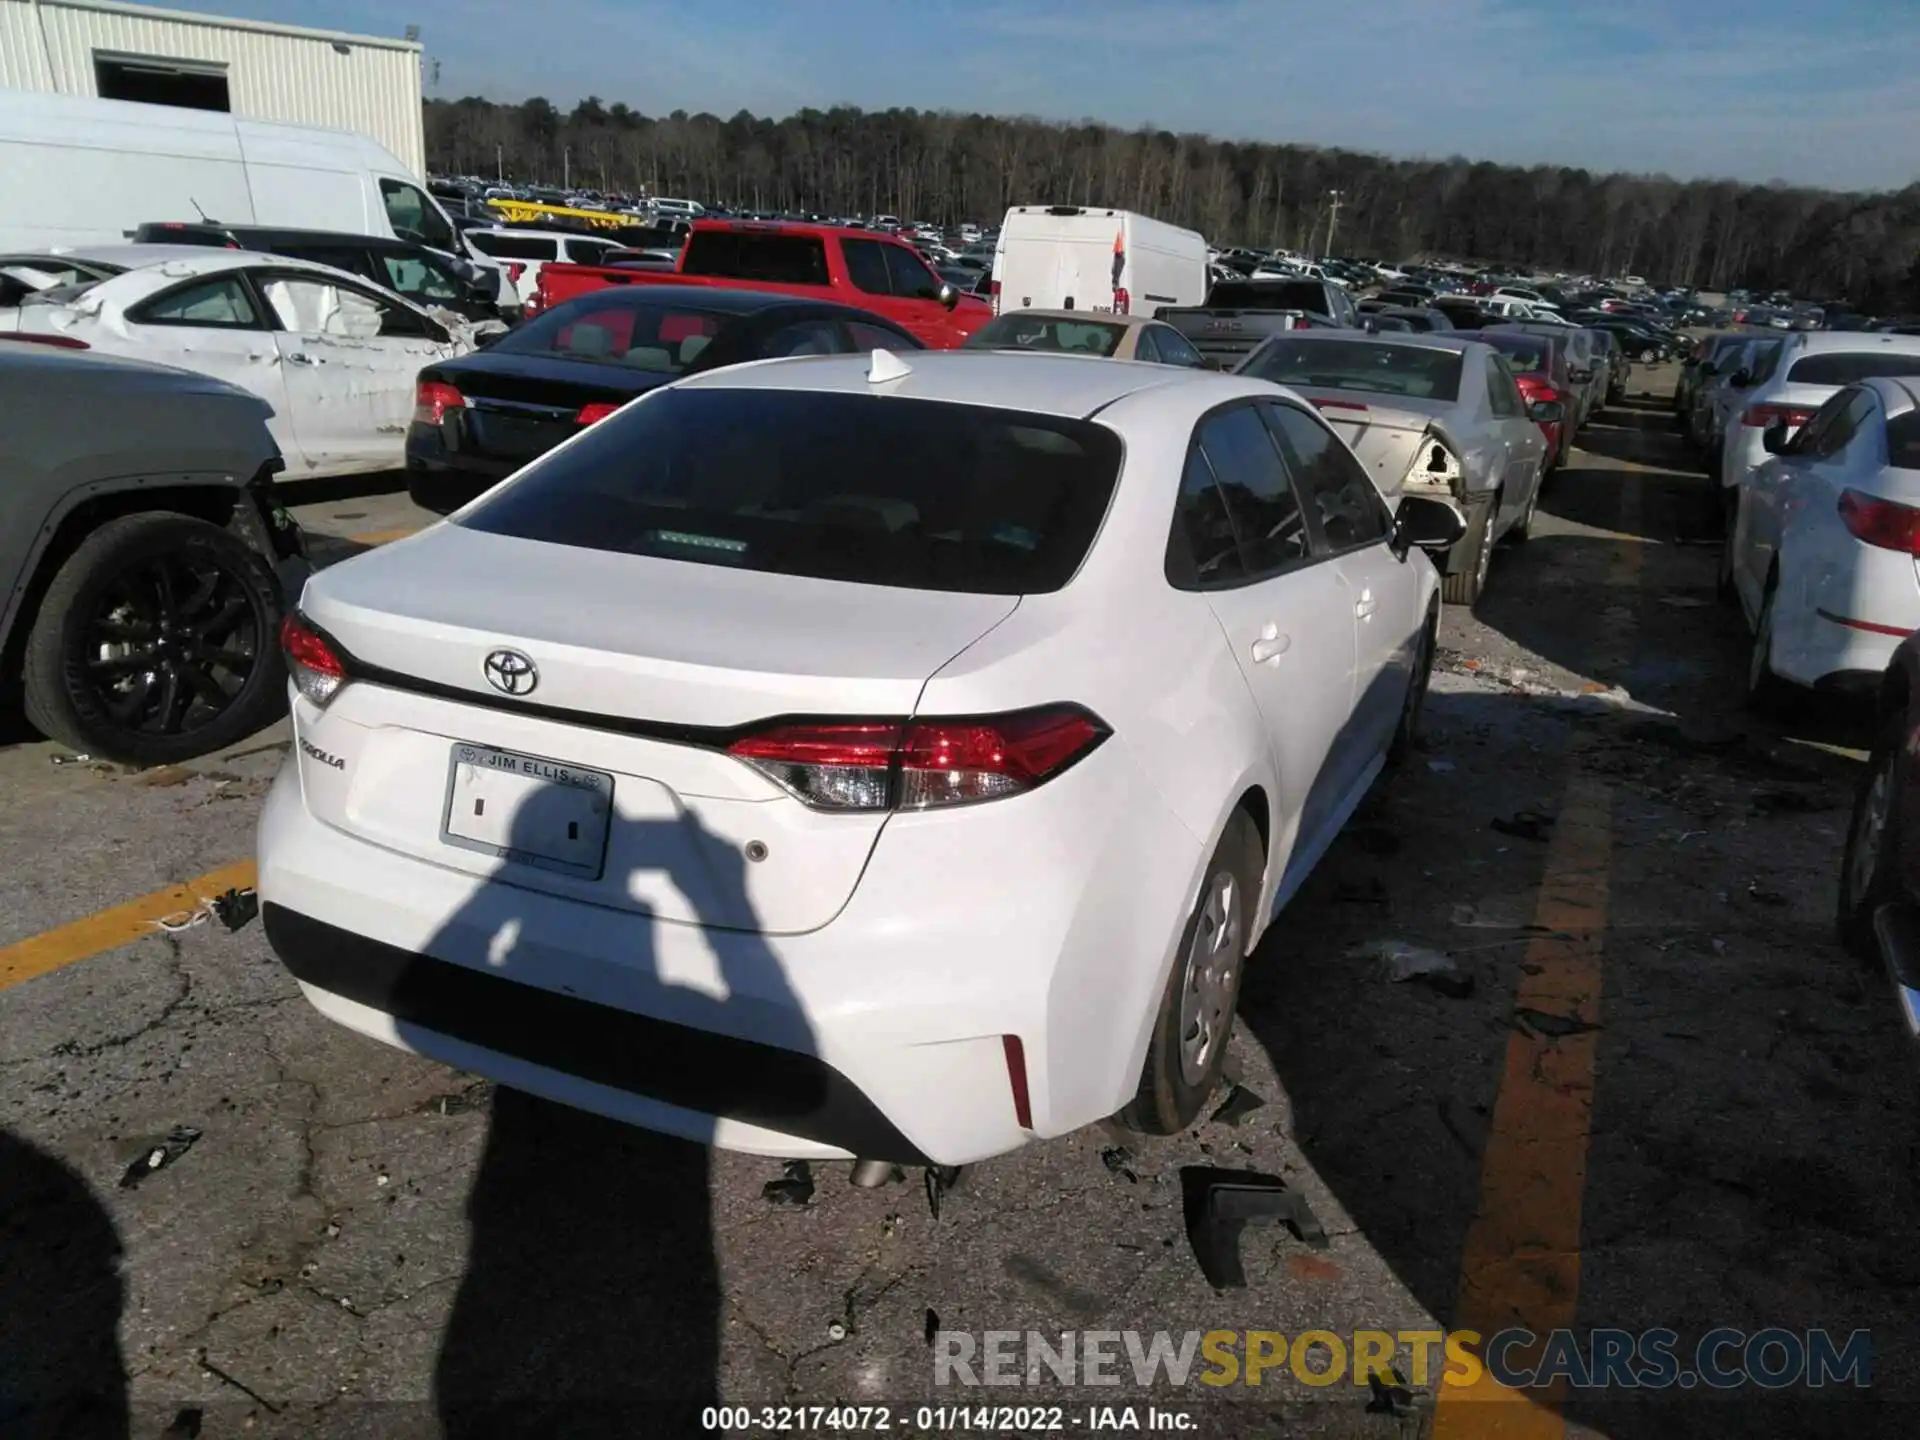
top-left (488, 297), bottom-right (731, 372)
top-left (966, 314), bottom-right (1125, 357)
top-left (457, 387), bottom-right (1123, 595)
top-left (1481, 335), bottom-right (1550, 372)
top-left (1888, 412), bottom-right (1920, 470)
top-left (1240, 337), bottom-right (1464, 401)
top-left (680, 230), bottom-right (828, 286)
top-left (1205, 280), bottom-right (1328, 313)
top-left (1787, 352), bottom-right (1920, 386)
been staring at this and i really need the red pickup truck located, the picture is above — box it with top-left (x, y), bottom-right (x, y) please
top-left (528, 220), bottom-right (992, 348)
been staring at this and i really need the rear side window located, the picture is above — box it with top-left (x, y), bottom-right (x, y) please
top-left (1788, 352), bottom-right (1920, 385)
top-left (882, 244), bottom-right (941, 300)
top-left (681, 231), bottom-right (828, 286)
top-left (842, 239), bottom-right (893, 296)
top-left (490, 298), bottom-right (724, 371)
top-left (458, 388), bottom-right (1123, 595)
top-left (1196, 405), bottom-right (1309, 576)
top-left (133, 276), bottom-right (261, 328)
top-left (1887, 411), bottom-right (1920, 470)
top-left (1263, 403), bottom-right (1391, 551)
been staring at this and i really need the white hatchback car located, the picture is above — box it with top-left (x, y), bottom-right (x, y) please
top-left (256, 351), bottom-right (1463, 1166)
top-left (1729, 376), bottom-right (1920, 706)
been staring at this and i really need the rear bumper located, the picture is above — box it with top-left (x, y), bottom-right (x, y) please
top-left (403, 428), bottom-right (518, 514)
top-left (256, 731), bottom-right (1207, 1165)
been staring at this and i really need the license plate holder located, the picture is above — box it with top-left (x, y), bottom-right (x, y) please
top-left (440, 742), bottom-right (614, 880)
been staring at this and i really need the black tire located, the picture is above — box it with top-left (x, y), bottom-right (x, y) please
top-left (1122, 811), bottom-right (1262, 1135)
top-left (21, 513), bottom-right (286, 765)
top-left (1389, 603), bottom-right (1439, 766)
top-left (1743, 572), bottom-right (1795, 716)
top-left (1716, 493), bottom-right (1740, 604)
top-left (1440, 493), bottom-right (1496, 607)
top-left (1838, 712), bottom-right (1905, 959)
top-left (1509, 467), bottom-right (1545, 543)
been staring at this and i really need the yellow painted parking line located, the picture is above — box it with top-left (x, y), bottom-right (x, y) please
top-left (345, 526), bottom-right (422, 546)
top-left (1432, 475), bottom-right (1645, 1435)
top-left (0, 860), bottom-right (258, 993)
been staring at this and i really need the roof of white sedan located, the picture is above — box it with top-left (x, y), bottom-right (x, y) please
top-left (676, 348), bottom-right (1244, 418)
top-left (20, 246), bottom-right (358, 281)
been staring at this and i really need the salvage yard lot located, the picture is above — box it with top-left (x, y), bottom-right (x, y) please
top-left (4, 369), bottom-right (1918, 1439)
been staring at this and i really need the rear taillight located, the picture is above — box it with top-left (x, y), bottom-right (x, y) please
top-left (576, 401), bottom-right (622, 425)
top-left (1839, 489), bottom-right (1920, 555)
top-left (988, 278), bottom-right (1001, 315)
top-left (506, 262), bottom-right (525, 284)
top-left (1312, 398), bottom-right (1369, 413)
top-left (413, 379), bottom-right (466, 426)
top-left (726, 705), bottom-right (1109, 811)
top-left (0, 333), bottom-right (90, 349)
top-left (280, 613), bottom-right (347, 706)
top-left (1112, 286), bottom-right (1131, 315)
top-left (1741, 403), bottom-right (1818, 429)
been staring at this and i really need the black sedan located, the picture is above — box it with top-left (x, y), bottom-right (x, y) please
top-left (404, 289), bottom-right (925, 513)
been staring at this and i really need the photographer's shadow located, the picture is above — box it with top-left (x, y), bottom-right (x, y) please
top-left (420, 782), bottom-right (823, 1436)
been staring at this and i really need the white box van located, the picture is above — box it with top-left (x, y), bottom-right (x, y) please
top-left (991, 206), bottom-right (1209, 318)
top-left (0, 90), bottom-right (463, 259)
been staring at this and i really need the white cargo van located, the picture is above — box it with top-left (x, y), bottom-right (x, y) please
top-left (991, 206), bottom-right (1209, 318)
top-left (0, 90), bottom-right (463, 258)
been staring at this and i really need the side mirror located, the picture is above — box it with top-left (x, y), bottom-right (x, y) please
top-left (1528, 399), bottom-right (1566, 424)
top-left (937, 282), bottom-right (958, 310)
top-left (1761, 420), bottom-right (1792, 455)
top-left (1392, 494), bottom-right (1469, 558)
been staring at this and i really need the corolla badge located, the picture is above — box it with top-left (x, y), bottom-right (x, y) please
top-left (483, 648), bottom-right (538, 696)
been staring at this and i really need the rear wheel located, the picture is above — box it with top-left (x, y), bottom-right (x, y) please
top-left (1122, 811), bottom-right (1262, 1134)
top-left (21, 513), bottom-right (285, 765)
top-left (1389, 604), bottom-right (1439, 765)
top-left (1716, 495), bottom-right (1740, 603)
top-left (1839, 713), bottom-right (1905, 958)
top-left (1509, 467), bottom-right (1545, 543)
top-left (1440, 493), bottom-right (1496, 607)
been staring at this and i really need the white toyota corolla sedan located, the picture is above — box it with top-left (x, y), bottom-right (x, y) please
top-left (257, 349), bottom-right (1464, 1167)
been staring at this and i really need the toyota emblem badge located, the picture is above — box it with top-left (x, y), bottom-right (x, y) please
top-left (482, 648), bottom-right (538, 696)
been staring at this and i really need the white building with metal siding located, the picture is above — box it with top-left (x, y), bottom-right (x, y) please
top-left (0, 0), bottom-right (425, 177)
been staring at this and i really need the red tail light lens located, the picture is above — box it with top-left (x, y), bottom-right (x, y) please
top-left (506, 262), bottom-right (525, 284)
top-left (575, 401), bottom-right (622, 426)
top-left (1112, 286), bottom-right (1131, 315)
top-left (726, 705), bottom-right (1109, 811)
top-left (280, 613), bottom-right (347, 706)
top-left (413, 379), bottom-right (465, 426)
top-left (1742, 403), bottom-right (1817, 428)
top-left (0, 333), bottom-right (90, 349)
top-left (1839, 489), bottom-right (1920, 555)
top-left (988, 278), bottom-right (1001, 316)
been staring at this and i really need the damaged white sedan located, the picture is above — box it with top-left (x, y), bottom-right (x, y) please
top-left (0, 247), bottom-right (471, 480)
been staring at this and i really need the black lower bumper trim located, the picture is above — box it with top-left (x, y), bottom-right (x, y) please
top-left (263, 904), bottom-right (929, 1163)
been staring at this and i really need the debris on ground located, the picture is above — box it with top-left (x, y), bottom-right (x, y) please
top-left (1209, 1086), bottom-right (1268, 1128)
top-left (1180, 1166), bottom-right (1330, 1291)
top-left (119, 1126), bottom-right (202, 1189)
top-left (1658, 595), bottom-right (1712, 609)
top-left (1101, 1146), bottom-right (1139, 1183)
top-left (924, 1165), bottom-right (962, 1220)
top-left (161, 1407), bottom-right (204, 1438)
top-left (762, 1160), bottom-right (815, 1207)
top-left (138, 765), bottom-right (195, 788)
top-left (924, 1308), bottom-right (940, 1346)
top-left (1747, 880), bottom-right (1789, 907)
top-left (827, 1320), bottom-right (847, 1341)
top-left (208, 887), bottom-right (259, 932)
top-left (1349, 939), bottom-right (1473, 996)
top-left (1490, 810), bottom-right (1555, 843)
top-left (1514, 1008), bottom-right (1602, 1039)
top-left (1366, 1370), bottom-right (1415, 1416)
top-left (49, 752), bottom-right (92, 766)
top-left (1334, 876), bottom-right (1389, 905)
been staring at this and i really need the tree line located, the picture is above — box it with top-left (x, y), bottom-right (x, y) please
top-left (425, 97), bottom-right (1920, 313)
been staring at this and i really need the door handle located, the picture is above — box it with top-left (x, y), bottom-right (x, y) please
top-left (286, 352), bottom-right (318, 365)
top-left (1250, 622), bottom-right (1290, 666)
top-left (1354, 588), bottom-right (1376, 620)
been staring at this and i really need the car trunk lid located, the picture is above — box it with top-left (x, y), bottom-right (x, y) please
top-left (294, 523), bottom-right (1019, 934)
top-left (1288, 390), bottom-right (1456, 498)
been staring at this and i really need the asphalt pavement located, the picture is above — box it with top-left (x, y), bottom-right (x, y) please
top-left (3, 369), bottom-right (1916, 1440)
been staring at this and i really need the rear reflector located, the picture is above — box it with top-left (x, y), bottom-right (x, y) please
top-left (1839, 488), bottom-right (1920, 555)
top-left (576, 401), bottom-right (622, 426)
top-left (726, 705), bottom-right (1109, 811)
top-left (413, 379), bottom-right (466, 426)
top-left (280, 613), bottom-right (347, 706)
top-left (0, 333), bottom-right (90, 349)
top-left (1003, 1035), bottom-right (1033, 1130)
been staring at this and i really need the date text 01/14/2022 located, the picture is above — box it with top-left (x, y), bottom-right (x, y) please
top-left (699, 1405), bottom-right (1198, 1431)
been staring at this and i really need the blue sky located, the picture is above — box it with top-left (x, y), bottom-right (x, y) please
top-left (190, 0), bottom-right (1918, 190)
